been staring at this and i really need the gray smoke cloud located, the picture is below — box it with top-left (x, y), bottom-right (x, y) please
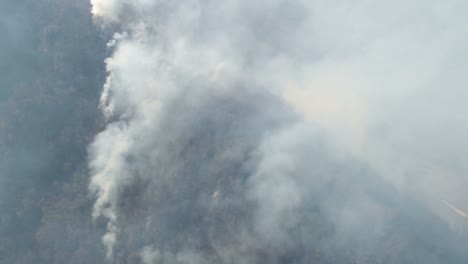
top-left (88, 0), bottom-right (468, 263)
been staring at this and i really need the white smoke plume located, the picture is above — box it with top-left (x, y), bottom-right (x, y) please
top-left (88, 0), bottom-right (468, 262)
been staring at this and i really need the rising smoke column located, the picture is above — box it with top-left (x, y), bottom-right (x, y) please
top-left (89, 0), bottom-right (468, 263)
top-left (88, 1), bottom-right (307, 260)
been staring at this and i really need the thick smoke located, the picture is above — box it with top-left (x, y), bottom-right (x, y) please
top-left (89, 0), bottom-right (468, 263)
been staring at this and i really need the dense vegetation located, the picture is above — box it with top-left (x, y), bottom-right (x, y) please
top-left (0, 0), bottom-right (106, 262)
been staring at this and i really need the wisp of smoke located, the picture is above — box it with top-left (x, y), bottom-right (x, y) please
top-left (88, 0), bottom-right (468, 263)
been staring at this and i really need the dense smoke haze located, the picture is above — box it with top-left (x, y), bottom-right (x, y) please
top-left (1, 0), bottom-right (468, 263)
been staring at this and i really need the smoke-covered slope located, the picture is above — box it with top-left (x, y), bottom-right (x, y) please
top-left (1, 0), bottom-right (468, 263)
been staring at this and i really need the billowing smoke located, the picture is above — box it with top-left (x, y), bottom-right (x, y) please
top-left (88, 0), bottom-right (468, 263)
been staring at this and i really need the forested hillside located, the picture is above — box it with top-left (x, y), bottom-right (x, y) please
top-left (0, 0), bottom-right (106, 262)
